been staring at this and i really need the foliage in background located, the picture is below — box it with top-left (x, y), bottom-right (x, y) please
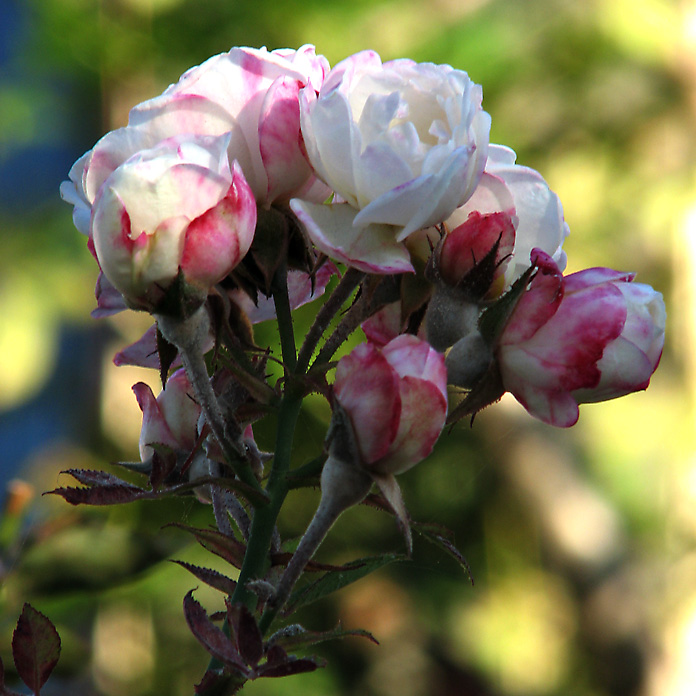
top-left (0, 0), bottom-right (690, 695)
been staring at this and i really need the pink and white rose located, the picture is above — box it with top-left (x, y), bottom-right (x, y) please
top-left (497, 250), bottom-right (665, 427)
top-left (292, 50), bottom-right (490, 274)
top-left (91, 134), bottom-right (256, 311)
top-left (430, 144), bottom-right (568, 289)
top-left (133, 368), bottom-right (201, 462)
top-left (61, 45), bottom-right (330, 225)
top-left (333, 334), bottom-right (448, 475)
top-left (128, 44), bottom-right (331, 205)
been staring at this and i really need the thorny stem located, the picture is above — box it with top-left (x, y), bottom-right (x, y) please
top-left (271, 261), bottom-right (297, 374)
top-left (313, 286), bottom-right (375, 366)
top-left (156, 308), bottom-right (266, 499)
top-left (196, 265), bottom-right (305, 696)
top-left (258, 456), bottom-right (372, 634)
top-left (296, 268), bottom-right (365, 373)
top-left (228, 262), bottom-right (306, 610)
top-left (229, 386), bottom-right (303, 610)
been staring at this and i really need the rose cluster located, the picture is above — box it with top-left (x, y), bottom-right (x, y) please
top-left (61, 43), bottom-right (665, 479)
top-left (58, 45), bottom-right (667, 686)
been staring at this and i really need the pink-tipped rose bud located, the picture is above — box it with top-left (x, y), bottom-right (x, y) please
top-left (91, 134), bottom-right (256, 312)
top-left (497, 250), bottom-right (665, 427)
top-left (438, 210), bottom-right (516, 289)
top-left (60, 46), bottom-right (331, 224)
top-left (332, 334), bottom-right (448, 475)
top-left (128, 45), bottom-right (331, 206)
top-left (133, 368), bottom-right (201, 462)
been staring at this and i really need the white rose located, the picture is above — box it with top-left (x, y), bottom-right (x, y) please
top-left (291, 50), bottom-right (491, 273)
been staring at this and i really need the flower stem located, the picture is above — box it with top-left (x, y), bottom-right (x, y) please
top-left (230, 386), bottom-right (303, 610)
top-left (296, 268), bottom-right (365, 373)
top-left (271, 262), bottom-right (297, 374)
top-left (156, 307), bottom-right (265, 499)
top-left (229, 262), bottom-right (306, 609)
top-left (313, 293), bottom-right (368, 366)
top-left (258, 456), bottom-right (372, 634)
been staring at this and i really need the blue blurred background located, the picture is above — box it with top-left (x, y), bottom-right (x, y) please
top-left (0, 0), bottom-right (691, 694)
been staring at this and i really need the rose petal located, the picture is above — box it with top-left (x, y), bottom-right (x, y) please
top-left (290, 200), bottom-right (414, 274)
top-left (334, 343), bottom-right (401, 465)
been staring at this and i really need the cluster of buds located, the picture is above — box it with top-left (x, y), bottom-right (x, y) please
top-left (59, 43), bottom-right (666, 691)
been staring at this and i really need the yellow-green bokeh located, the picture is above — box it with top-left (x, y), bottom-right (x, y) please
top-left (0, 0), bottom-right (691, 694)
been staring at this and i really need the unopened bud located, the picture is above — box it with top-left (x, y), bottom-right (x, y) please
top-left (425, 285), bottom-right (481, 352)
top-left (319, 455), bottom-right (374, 513)
top-left (445, 332), bottom-right (493, 388)
top-left (188, 450), bottom-right (215, 504)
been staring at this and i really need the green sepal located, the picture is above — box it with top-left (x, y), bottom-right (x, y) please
top-left (150, 269), bottom-right (207, 320)
top-left (283, 553), bottom-right (405, 616)
top-left (455, 233), bottom-right (505, 301)
top-left (156, 326), bottom-right (179, 387)
top-left (445, 360), bottom-right (505, 426)
top-left (478, 264), bottom-right (536, 345)
top-left (248, 206), bottom-right (291, 295)
top-left (399, 272), bottom-right (432, 330)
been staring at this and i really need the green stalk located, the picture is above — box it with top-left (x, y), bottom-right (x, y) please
top-left (196, 264), bottom-right (312, 693)
top-left (229, 262), bottom-right (304, 609)
top-left (156, 308), bottom-right (265, 499)
top-left (271, 261), bottom-right (297, 374)
top-left (229, 388), bottom-right (303, 610)
top-left (296, 268), bottom-right (365, 373)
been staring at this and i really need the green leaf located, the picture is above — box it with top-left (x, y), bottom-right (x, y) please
top-left (284, 554), bottom-right (404, 615)
top-left (268, 623), bottom-right (378, 652)
top-left (413, 524), bottom-right (474, 585)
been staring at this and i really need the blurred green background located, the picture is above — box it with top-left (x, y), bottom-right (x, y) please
top-left (0, 0), bottom-right (691, 694)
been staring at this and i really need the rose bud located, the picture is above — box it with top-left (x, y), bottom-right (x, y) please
top-left (91, 134), bottom-right (256, 313)
top-left (270, 335), bottom-right (448, 611)
top-left (421, 145), bottom-right (568, 354)
top-left (132, 368), bottom-right (201, 463)
top-left (497, 250), bottom-right (665, 427)
top-left (332, 334), bottom-right (448, 475)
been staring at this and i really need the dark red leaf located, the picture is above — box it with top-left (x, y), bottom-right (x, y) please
top-left (257, 656), bottom-right (323, 678)
top-left (264, 644), bottom-right (288, 666)
top-left (194, 669), bottom-right (220, 694)
top-left (183, 591), bottom-right (248, 673)
top-left (59, 468), bottom-right (129, 486)
top-left (194, 670), bottom-right (246, 696)
top-left (167, 524), bottom-right (247, 569)
top-left (11, 604), bottom-right (61, 695)
top-left (46, 470), bottom-right (269, 508)
top-left (226, 602), bottom-right (263, 667)
top-left (46, 484), bottom-right (148, 506)
top-left (171, 561), bottom-right (237, 595)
